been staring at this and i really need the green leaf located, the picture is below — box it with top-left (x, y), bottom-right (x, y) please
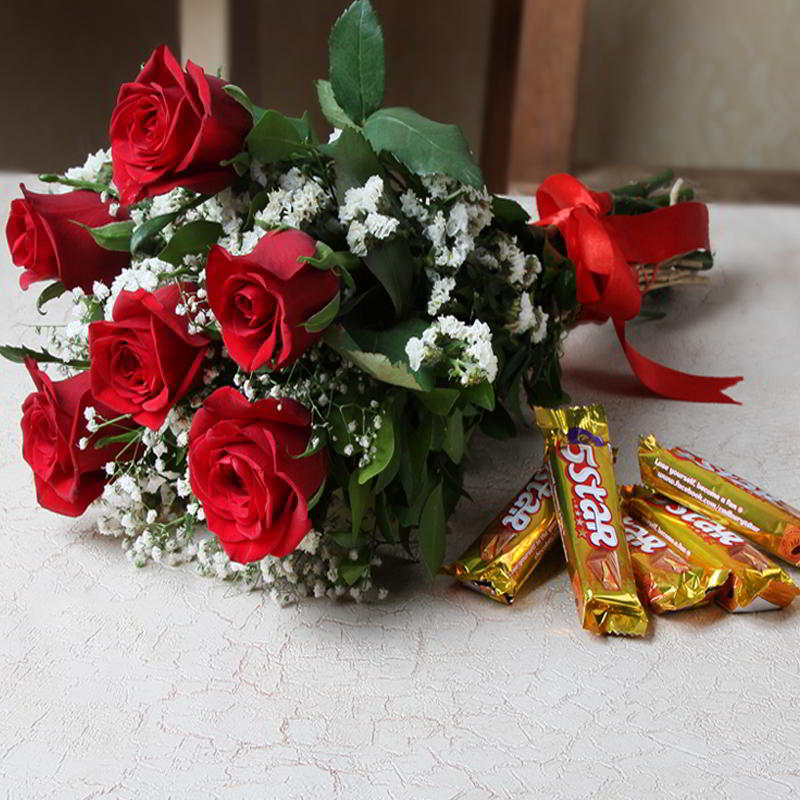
top-left (220, 151), bottom-right (251, 176)
top-left (300, 241), bottom-right (362, 273)
top-left (398, 470), bottom-right (434, 528)
top-left (442, 408), bottom-right (464, 464)
top-left (324, 323), bottom-right (434, 392)
top-left (429, 415), bottom-right (446, 451)
top-left (307, 478), bottom-right (326, 512)
top-left (223, 84), bottom-right (265, 123)
top-left (93, 429), bottom-right (140, 449)
top-left (39, 173), bottom-right (116, 197)
top-left (348, 472), bottom-right (372, 543)
top-left (329, 0), bottom-right (385, 124)
top-left (463, 381), bottom-right (495, 411)
top-left (492, 195), bottom-right (530, 224)
top-left (364, 238), bottom-right (415, 317)
top-left (414, 387), bottom-right (460, 416)
top-left (245, 109), bottom-right (310, 163)
top-left (400, 414), bottom-right (431, 502)
top-left (36, 281), bottom-right (66, 314)
top-left (418, 482), bottom-right (446, 575)
top-left (316, 79), bottom-right (356, 130)
top-left (358, 409), bottom-right (394, 484)
top-left (131, 212), bottom-right (180, 254)
top-left (158, 220), bottom-right (223, 266)
top-left (291, 429), bottom-right (327, 459)
top-left (363, 107), bottom-right (484, 189)
top-left (374, 437), bottom-right (401, 493)
top-left (301, 292), bottom-right (341, 333)
top-left (0, 343), bottom-right (88, 369)
top-left (75, 219), bottom-right (133, 252)
top-left (325, 126), bottom-right (384, 200)
top-left (374, 492), bottom-right (397, 542)
top-left (339, 560), bottom-right (369, 586)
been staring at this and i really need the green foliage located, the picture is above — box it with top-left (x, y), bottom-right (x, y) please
top-left (324, 323), bottom-right (434, 391)
top-left (348, 471), bottom-right (372, 543)
top-left (363, 107), bottom-right (484, 189)
top-left (301, 292), bottom-right (341, 333)
top-left (418, 482), bottom-right (446, 575)
top-left (363, 238), bottom-right (415, 317)
top-left (36, 281), bottom-right (66, 314)
top-left (492, 196), bottom-right (530, 225)
top-left (223, 84), bottom-right (265, 123)
top-left (131, 212), bottom-right (180, 254)
top-left (245, 110), bottom-right (313, 163)
top-left (325, 126), bottom-right (385, 200)
top-left (329, 0), bottom-right (385, 124)
top-left (75, 219), bottom-right (134, 252)
top-left (39, 173), bottom-right (116, 197)
top-left (0, 343), bottom-right (87, 369)
top-left (158, 220), bottom-right (223, 266)
top-left (358, 404), bottom-right (395, 484)
top-left (442, 408), bottom-right (464, 464)
top-left (316, 79), bottom-right (356, 130)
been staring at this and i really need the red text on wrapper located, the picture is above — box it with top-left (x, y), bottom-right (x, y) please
top-left (623, 516), bottom-right (667, 554)
top-left (557, 444), bottom-right (617, 549)
top-left (501, 469), bottom-right (552, 532)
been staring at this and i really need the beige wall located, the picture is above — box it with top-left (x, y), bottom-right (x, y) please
top-left (574, 0), bottom-right (800, 171)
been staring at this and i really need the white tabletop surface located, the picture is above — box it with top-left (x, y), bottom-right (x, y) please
top-left (2, 175), bottom-right (799, 800)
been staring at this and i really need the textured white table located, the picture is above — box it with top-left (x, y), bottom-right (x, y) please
top-left (2, 176), bottom-right (799, 800)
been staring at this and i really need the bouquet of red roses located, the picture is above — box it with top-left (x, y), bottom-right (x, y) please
top-left (3, 1), bottom-right (737, 603)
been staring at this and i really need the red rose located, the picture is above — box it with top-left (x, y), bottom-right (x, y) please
top-left (89, 284), bottom-right (209, 429)
top-left (188, 387), bottom-right (326, 563)
top-left (206, 230), bottom-right (339, 371)
top-left (6, 185), bottom-right (129, 292)
top-left (21, 359), bottom-right (134, 516)
top-left (110, 45), bottom-right (251, 206)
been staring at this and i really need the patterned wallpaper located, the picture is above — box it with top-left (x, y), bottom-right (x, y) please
top-left (574, 0), bottom-right (800, 170)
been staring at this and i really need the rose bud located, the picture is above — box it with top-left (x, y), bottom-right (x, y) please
top-left (110, 45), bottom-right (251, 206)
top-left (206, 230), bottom-right (339, 372)
top-left (88, 284), bottom-right (209, 429)
top-left (6, 185), bottom-right (129, 292)
top-left (188, 387), bottom-right (326, 563)
top-left (21, 359), bottom-right (136, 516)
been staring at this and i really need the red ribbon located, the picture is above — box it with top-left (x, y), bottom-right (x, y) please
top-left (535, 174), bottom-right (742, 404)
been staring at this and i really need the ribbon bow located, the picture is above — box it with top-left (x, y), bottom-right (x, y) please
top-left (536, 174), bottom-right (742, 403)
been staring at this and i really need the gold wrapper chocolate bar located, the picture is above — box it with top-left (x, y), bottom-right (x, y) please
top-left (639, 434), bottom-right (800, 566)
top-left (622, 485), bottom-right (799, 612)
top-left (622, 514), bottom-right (729, 613)
top-left (440, 466), bottom-right (559, 604)
top-left (534, 404), bottom-right (649, 636)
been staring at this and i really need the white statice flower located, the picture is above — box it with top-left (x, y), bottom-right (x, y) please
top-left (338, 175), bottom-right (399, 256)
top-left (494, 233), bottom-right (541, 287)
top-left (406, 315), bottom-right (498, 385)
top-left (427, 274), bottom-right (456, 316)
top-left (507, 292), bottom-right (549, 343)
top-left (104, 258), bottom-right (171, 319)
top-left (50, 148), bottom-right (111, 194)
top-left (399, 188), bottom-right (428, 222)
top-left (255, 167), bottom-right (333, 231)
top-left (364, 211), bottom-right (399, 240)
top-left (408, 175), bottom-right (493, 270)
top-left (344, 219), bottom-right (369, 257)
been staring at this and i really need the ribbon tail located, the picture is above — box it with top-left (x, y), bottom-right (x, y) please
top-left (613, 319), bottom-right (742, 404)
